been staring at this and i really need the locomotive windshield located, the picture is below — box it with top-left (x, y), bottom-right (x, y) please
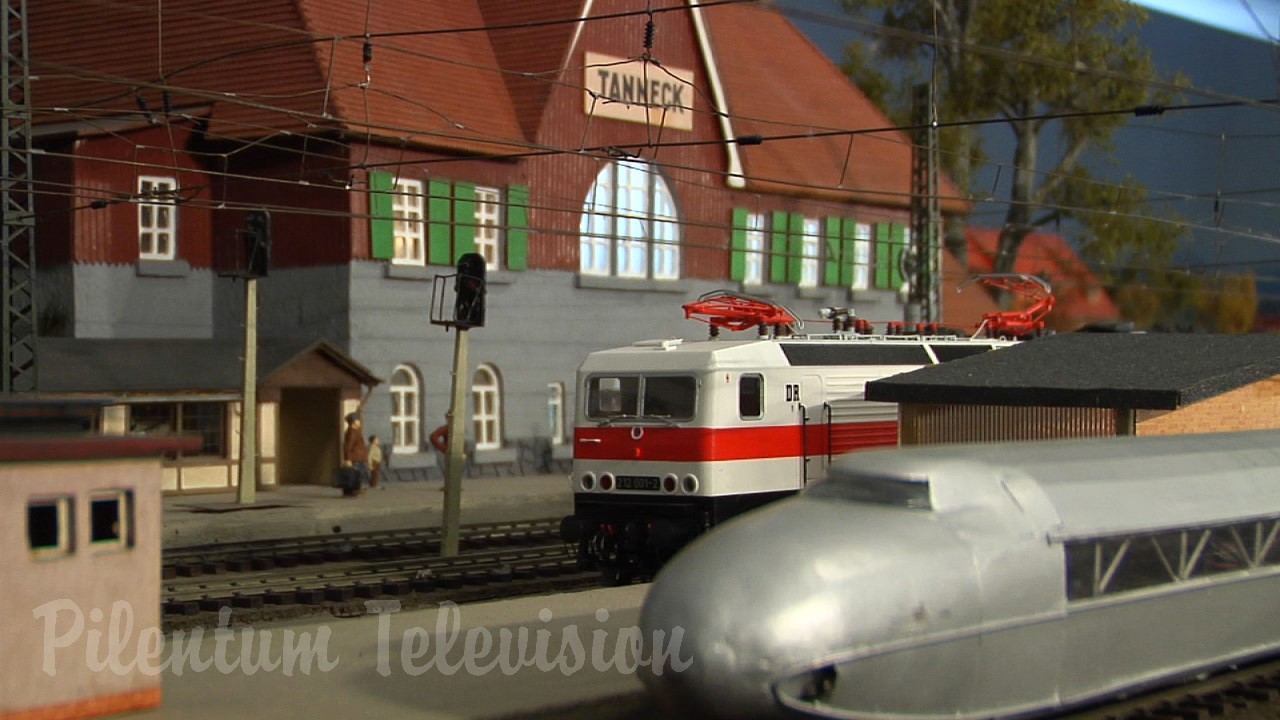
top-left (586, 374), bottom-right (696, 422)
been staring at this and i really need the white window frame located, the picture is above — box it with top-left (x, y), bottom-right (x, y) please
top-left (390, 365), bottom-right (421, 453)
top-left (89, 489), bottom-right (131, 551)
top-left (800, 217), bottom-right (821, 288)
top-left (547, 382), bottom-right (565, 445)
top-left (474, 186), bottom-right (502, 270)
top-left (138, 176), bottom-right (176, 260)
top-left (471, 364), bottom-right (501, 451)
top-left (743, 212), bottom-right (765, 286)
top-left (852, 222), bottom-right (872, 291)
top-left (579, 160), bottom-right (680, 279)
top-left (393, 179), bottom-right (425, 266)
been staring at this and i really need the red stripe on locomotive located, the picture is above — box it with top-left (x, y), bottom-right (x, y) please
top-left (574, 421), bottom-right (897, 462)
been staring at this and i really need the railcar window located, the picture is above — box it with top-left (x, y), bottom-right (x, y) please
top-left (1065, 517), bottom-right (1280, 602)
top-left (28, 497), bottom-right (73, 558)
top-left (739, 374), bottom-right (763, 419)
top-left (807, 472), bottom-right (931, 509)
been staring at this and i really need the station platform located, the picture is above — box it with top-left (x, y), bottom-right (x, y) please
top-left (162, 472), bottom-right (573, 549)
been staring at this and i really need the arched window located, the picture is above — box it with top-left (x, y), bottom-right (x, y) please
top-left (390, 365), bottom-right (421, 453)
top-left (580, 160), bottom-right (680, 279)
top-left (471, 364), bottom-right (501, 450)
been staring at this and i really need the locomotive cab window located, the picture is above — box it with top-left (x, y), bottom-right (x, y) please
top-left (586, 374), bottom-right (695, 421)
top-left (739, 374), bottom-right (763, 419)
top-left (28, 497), bottom-right (73, 558)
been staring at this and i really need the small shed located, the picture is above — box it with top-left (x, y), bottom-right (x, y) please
top-left (36, 338), bottom-right (380, 493)
top-left (865, 333), bottom-right (1280, 445)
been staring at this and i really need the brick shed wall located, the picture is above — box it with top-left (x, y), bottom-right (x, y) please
top-left (1138, 375), bottom-right (1280, 436)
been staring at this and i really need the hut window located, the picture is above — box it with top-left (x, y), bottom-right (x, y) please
top-left (28, 497), bottom-right (73, 558)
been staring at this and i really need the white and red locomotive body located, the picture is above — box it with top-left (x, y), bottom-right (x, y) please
top-left (561, 295), bottom-right (1017, 584)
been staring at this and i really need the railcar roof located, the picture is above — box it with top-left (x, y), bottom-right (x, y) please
top-left (828, 431), bottom-right (1280, 538)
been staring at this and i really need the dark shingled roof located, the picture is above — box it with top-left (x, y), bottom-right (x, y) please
top-left (865, 333), bottom-right (1280, 410)
top-left (36, 338), bottom-right (380, 395)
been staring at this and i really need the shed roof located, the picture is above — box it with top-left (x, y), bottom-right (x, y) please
top-left (864, 332), bottom-right (1280, 410)
top-left (35, 338), bottom-right (380, 395)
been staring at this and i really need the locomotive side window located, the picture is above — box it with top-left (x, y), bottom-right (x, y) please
top-left (739, 374), bottom-right (763, 419)
top-left (1065, 517), bottom-right (1280, 602)
top-left (28, 497), bottom-right (74, 558)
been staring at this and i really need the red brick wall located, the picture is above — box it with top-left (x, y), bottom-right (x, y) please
top-left (1138, 375), bottom-right (1280, 435)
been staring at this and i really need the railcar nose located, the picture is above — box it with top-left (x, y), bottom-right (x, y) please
top-left (640, 497), bottom-right (903, 718)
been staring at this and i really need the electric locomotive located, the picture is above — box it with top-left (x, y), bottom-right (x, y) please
top-left (559, 290), bottom-right (1018, 584)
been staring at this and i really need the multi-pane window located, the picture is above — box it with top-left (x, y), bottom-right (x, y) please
top-left (580, 160), bottom-right (680, 279)
top-left (138, 176), bottom-right (176, 260)
top-left (130, 402), bottom-right (226, 458)
top-left (472, 364), bottom-right (501, 450)
top-left (1065, 516), bottom-right (1280, 602)
top-left (547, 382), bottom-right (565, 445)
top-left (28, 497), bottom-right (73, 558)
top-left (852, 223), bottom-right (872, 291)
top-left (743, 213), bottom-right (765, 286)
top-left (393, 179), bottom-right (426, 265)
top-left (800, 217), bottom-right (821, 288)
top-left (474, 186), bottom-right (502, 269)
top-left (390, 365), bottom-right (421, 453)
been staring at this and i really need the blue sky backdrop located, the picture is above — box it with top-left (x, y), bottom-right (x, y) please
top-left (1133, 0), bottom-right (1280, 40)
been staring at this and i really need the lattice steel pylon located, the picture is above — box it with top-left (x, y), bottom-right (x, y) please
top-left (909, 83), bottom-right (941, 324)
top-left (2, 0), bottom-right (36, 392)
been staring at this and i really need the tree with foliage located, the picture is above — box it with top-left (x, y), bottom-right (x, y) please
top-left (840, 0), bottom-right (1215, 327)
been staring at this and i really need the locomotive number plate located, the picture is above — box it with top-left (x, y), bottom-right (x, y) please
top-left (617, 475), bottom-right (661, 491)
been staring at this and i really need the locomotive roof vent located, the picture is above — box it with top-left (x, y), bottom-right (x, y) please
top-left (633, 338), bottom-right (684, 351)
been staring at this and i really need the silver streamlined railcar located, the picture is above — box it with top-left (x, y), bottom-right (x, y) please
top-left (639, 430), bottom-right (1280, 720)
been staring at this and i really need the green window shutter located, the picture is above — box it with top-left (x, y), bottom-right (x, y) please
top-left (823, 217), bottom-right (842, 286)
top-left (769, 211), bottom-right (789, 283)
top-left (839, 218), bottom-right (856, 287)
top-left (427, 179), bottom-right (453, 265)
top-left (453, 182), bottom-right (476, 260)
top-left (730, 208), bottom-right (749, 281)
top-left (506, 184), bottom-right (529, 271)
top-left (787, 213), bottom-right (805, 284)
top-left (368, 170), bottom-right (395, 260)
top-left (889, 223), bottom-right (906, 288)
top-left (874, 223), bottom-right (891, 289)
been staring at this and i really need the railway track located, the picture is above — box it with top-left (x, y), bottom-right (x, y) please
top-left (161, 517), bottom-right (592, 630)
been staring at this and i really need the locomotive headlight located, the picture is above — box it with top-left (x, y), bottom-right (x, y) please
top-left (662, 474), bottom-right (678, 494)
top-left (580, 473), bottom-right (596, 492)
top-left (681, 474), bottom-right (699, 494)
top-left (600, 473), bottom-right (615, 491)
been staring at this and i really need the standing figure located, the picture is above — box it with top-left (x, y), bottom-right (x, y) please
top-left (368, 435), bottom-right (384, 490)
top-left (341, 412), bottom-right (368, 497)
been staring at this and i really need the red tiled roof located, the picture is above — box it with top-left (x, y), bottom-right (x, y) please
top-left (32, 0), bottom-right (960, 206)
top-left (699, 2), bottom-right (966, 212)
top-left (966, 228), bottom-right (1122, 331)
